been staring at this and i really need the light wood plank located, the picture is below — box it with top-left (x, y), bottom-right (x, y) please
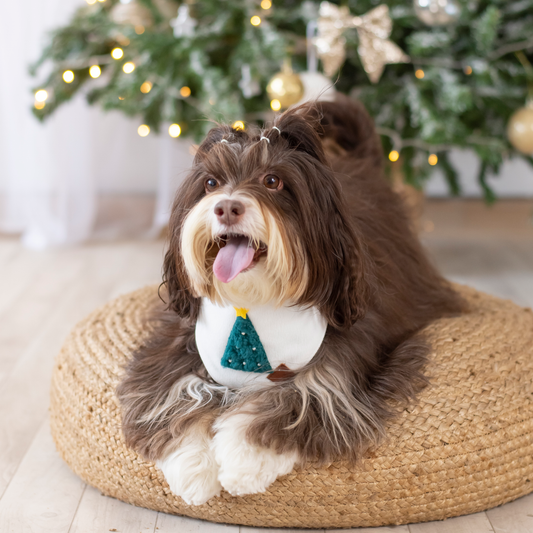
top-left (0, 243), bottom-right (161, 499)
top-left (156, 513), bottom-right (238, 532)
top-left (70, 485), bottom-right (158, 533)
top-left (0, 249), bottom-right (86, 383)
top-left (486, 493), bottom-right (533, 533)
top-left (0, 419), bottom-right (86, 533)
top-left (408, 512), bottom-right (494, 533)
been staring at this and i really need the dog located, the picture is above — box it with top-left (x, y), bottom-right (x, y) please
top-left (117, 94), bottom-right (464, 505)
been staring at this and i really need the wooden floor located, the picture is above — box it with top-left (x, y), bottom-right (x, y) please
top-left (1, 199), bottom-right (533, 532)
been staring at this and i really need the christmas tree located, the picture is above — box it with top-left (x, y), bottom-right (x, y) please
top-left (221, 308), bottom-right (271, 373)
top-left (31, 0), bottom-right (533, 200)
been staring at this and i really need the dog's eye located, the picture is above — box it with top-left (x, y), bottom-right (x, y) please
top-left (263, 175), bottom-right (282, 191)
top-left (205, 178), bottom-right (219, 192)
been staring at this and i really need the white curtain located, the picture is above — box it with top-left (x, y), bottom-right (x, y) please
top-left (0, 0), bottom-right (192, 249)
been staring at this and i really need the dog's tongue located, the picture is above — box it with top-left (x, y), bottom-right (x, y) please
top-left (213, 236), bottom-right (255, 283)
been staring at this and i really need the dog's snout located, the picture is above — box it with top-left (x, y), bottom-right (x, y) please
top-left (214, 200), bottom-right (245, 226)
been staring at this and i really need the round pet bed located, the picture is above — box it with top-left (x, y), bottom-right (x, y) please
top-left (50, 285), bottom-right (533, 529)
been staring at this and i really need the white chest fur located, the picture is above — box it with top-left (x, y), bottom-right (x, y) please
top-left (195, 298), bottom-right (328, 389)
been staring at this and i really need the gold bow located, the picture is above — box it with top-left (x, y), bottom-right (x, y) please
top-left (315, 2), bottom-right (410, 83)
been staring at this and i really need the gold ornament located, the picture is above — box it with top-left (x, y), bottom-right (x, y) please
top-left (110, 1), bottom-right (153, 27)
top-left (507, 101), bottom-right (533, 155)
top-left (316, 2), bottom-right (410, 83)
top-left (266, 62), bottom-right (304, 110)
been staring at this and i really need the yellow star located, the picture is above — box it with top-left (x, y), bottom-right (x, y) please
top-left (234, 307), bottom-right (248, 319)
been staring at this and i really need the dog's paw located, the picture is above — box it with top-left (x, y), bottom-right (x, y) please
top-left (157, 437), bottom-right (221, 506)
top-left (212, 413), bottom-right (298, 496)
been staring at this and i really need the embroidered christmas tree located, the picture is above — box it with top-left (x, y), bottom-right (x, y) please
top-left (221, 308), bottom-right (272, 373)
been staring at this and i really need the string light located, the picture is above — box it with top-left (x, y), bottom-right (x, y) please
top-left (250, 16), bottom-right (261, 26)
top-left (233, 121), bottom-right (245, 131)
top-left (180, 86), bottom-right (191, 97)
top-left (168, 124), bottom-right (181, 138)
top-left (135, 25), bottom-right (145, 34)
top-left (415, 69), bottom-right (425, 79)
top-left (111, 48), bottom-right (124, 60)
top-left (138, 125), bottom-right (150, 137)
top-left (89, 65), bottom-right (101, 78)
top-left (261, 0), bottom-right (272, 8)
top-left (123, 62), bottom-right (135, 74)
top-left (35, 90), bottom-right (48, 102)
top-left (270, 99), bottom-right (281, 111)
top-left (98, 0), bottom-right (106, 2)
top-left (428, 154), bottom-right (438, 166)
top-left (389, 150), bottom-right (400, 162)
top-left (140, 81), bottom-right (152, 93)
top-left (34, 101), bottom-right (45, 110)
top-left (85, 0), bottom-right (96, 4)
top-left (118, 96), bottom-right (125, 100)
top-left (464, 65), bottom-right (473, 75)
top-left (62, 70), bottom-right (75, 83)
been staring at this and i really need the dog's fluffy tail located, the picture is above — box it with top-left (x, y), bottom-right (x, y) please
top-left (316, 94), bottom-right (384, 168)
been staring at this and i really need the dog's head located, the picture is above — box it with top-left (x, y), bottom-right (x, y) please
top-left (163, 104), bottom-right (369, 329)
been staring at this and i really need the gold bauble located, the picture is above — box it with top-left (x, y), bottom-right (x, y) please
top-left (507, 102), bottom-right (533, 155)
top-left (110, 2), bottom-right (154, 27)
top-left (267, 67), bottom-right (304, 110)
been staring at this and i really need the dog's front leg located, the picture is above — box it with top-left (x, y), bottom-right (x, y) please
top-left (157, 416), bottom-right (221, 506)
top-left (212, 409), bottom-right (299, 496)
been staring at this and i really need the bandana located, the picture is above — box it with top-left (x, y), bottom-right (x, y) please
top-left (195, 298), bottom-right (328, 388)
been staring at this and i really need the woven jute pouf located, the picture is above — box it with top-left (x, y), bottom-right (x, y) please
top-left (50, 284), bottom-right (533, 529)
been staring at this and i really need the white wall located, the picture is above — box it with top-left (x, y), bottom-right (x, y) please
top-left (425, 149), bottom-right (533, 198)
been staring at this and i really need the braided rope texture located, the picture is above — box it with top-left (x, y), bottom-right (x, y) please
top-left (50, 285), bottom-right (533, 528)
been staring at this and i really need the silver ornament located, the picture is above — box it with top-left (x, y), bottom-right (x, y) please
top-left (171, 5), bottom-right (196, 38)
top-left (414, 0), bottom-right (461, 26)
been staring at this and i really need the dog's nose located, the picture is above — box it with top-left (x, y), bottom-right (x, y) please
top-left (214, 200), bottom-right (245, 226)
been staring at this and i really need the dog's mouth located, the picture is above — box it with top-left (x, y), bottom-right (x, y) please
top-left (212, 233), bottom-right (267, 283)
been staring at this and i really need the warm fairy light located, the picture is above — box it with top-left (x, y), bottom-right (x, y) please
top-left (464, 65), bottom-right (473, 75)
top-left (63, 70), bottom-right (75, 83)
top-left (250, 15), bottom-right (261, 26)
top-left (261, 0), bottom-right (272, 9)
top-left (233, 121), bottom-right (245, 131)
top-left (140, 81), bottom-right (152, 93)
top-left (138, 124), bottom-right (150, 137)
top-left (135, 25), bottom-right (145, 34)
top-left (389, 150), bottom-right (400, 162)
top-left (270, 99), bottom-right (281, 111)
top-left (35, 89), bottom-right (48, 102)
top-left (428, 154), bottom-right (438, 166)
top-left (118, 96), bottom-right (125, 100)
top-left (86, 0), bottom-right (96, 4)
top-left (98, 0), bottom-right (106, 3)
top-left (168, 124), bottom-right (181, 138)
top-left (123, 62), bottom-right (135, 73)
top-left (34, 101), bottom-right (45, 110)
top-left (111, 47), bottom-right (124, 60)
top-left (415, 69), bottom-right (425, 79)
top-left (89, 65), bottom-right (101, 78)
top-left (180, 86), bottom-right (191, 97)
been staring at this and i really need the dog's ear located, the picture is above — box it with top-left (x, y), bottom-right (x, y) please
top-left (318, 209), bottom-right (370, 330)
top-left (161, 187), bottom-right (202, 321)
top-left (272, 103), bottom-right (327, 164)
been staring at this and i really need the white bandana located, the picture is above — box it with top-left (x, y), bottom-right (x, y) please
top-left (195, 298), bottom-right (328, 389)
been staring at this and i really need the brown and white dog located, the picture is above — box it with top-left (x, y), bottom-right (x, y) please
top-left (117, 95), bottom-right (464, 505)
